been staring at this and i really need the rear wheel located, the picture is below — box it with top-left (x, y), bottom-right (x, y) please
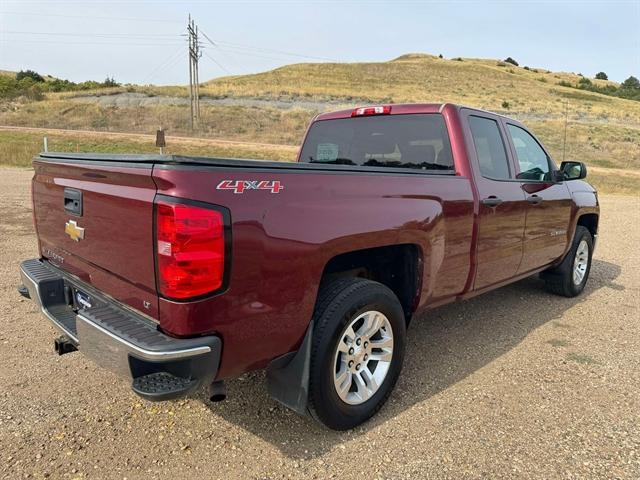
top-left (542, 226), bottom-right (593, 297)
top-left (308, 277), bottom-right (406, 430)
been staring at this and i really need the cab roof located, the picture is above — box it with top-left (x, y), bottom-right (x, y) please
top-left (314, 103), bottom-right (516, 123)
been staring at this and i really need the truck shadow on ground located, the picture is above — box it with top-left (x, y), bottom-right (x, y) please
top-left (200, 259), bottom-right (622, 459)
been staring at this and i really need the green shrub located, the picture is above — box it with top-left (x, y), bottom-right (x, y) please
top-left (0, 75), bottom-right (43, 100)
top-left (103, 76), bottom-right (119, 87)
top-left (595, 72), bottom-right (608, 80)
top-left (0, 69), bottom-right (120, 98)
top-left (621, 76), bottom-right (639, 89)
top-left (555, 74), bottom-right (639, 102)
top-left (502, 100), bottom-right (510, 109)
top-left (16, 70), bottom-right (44, 83)
top-left (504, 57), bottom-right (519, 66)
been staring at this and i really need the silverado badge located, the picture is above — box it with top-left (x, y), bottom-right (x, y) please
top-left (65, 220), bottom-right (85, 242)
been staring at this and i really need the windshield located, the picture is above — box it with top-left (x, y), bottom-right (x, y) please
top-left (299, 113), bottom-right (454, 171)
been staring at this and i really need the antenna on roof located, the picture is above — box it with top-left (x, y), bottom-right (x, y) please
top-left (562, 101), bottom-right (569, 162)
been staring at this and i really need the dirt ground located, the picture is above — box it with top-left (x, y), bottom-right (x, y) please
top-left (0, 167), bottom-right (638, 479)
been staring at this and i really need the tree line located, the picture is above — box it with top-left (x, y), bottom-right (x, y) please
top-left (0, 70), bottom-right (119, 101)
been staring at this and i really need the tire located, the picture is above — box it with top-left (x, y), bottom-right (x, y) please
top-left (308, 277), bottom-right (406, 430)
top-left (542, 226), bottom-right (593, 297)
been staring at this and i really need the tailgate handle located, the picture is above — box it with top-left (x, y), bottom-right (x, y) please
top-left (64, 188), bottom-right (83, 216)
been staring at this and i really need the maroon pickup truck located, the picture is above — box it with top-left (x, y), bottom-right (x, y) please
top-left (19, 103), bottom-right (598, 430)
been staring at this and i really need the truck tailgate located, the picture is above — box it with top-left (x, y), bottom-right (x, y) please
top-left (32, 158), bottom-right (159, 319)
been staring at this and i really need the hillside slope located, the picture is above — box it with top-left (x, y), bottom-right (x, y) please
top-left (203, 53), bottom-right (640, 124)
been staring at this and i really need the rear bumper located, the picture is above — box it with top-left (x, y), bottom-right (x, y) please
top-left (19, 258), bottom-right (221, 401)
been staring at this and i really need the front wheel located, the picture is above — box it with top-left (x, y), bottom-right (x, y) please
top-left (542, 226), bottom-right (593, 297)
top-left (308, 277), bottom-right (406, 430)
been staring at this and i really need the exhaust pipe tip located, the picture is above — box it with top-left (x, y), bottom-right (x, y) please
top-left (209, 381), bottom-right (226, 402)
top-left (54, 335), bottom-right (77, 356)
top-left (17, 284), bottom-right (30, 299)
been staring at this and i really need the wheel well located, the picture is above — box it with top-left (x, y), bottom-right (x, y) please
top-left (577, 213), bottom-right (598, 238)
top-left (321, 244), bottom-right (421, 322)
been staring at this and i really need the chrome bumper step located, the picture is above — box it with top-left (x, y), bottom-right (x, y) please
top-left (19, 258), bottom-right (222, 402)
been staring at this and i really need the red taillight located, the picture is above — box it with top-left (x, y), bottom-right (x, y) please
top-left (351, 105), bottom-right (392, 117)
top-left (155, 199), bottom-right (226, 299)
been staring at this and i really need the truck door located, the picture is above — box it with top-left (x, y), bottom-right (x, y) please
top-left (463, 111), bottom-right (527, 290)
top-left (503, 122), bottom-right (573, 273)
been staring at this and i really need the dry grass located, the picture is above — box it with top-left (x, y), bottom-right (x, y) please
top-left (586, 170), bottom-right (640, 195)
top-left (0, 100), bottom-right (311, 145)
top-left (526, 120), bottom-right (640, 170)
top-left (0, 130), bottom-right (297, 168)
top-left (202, 54), bottom-right (640, 123)
top-left (1, 99), bottom-right (636, 174)
top-left (1, 129), bottom-right (634, 194)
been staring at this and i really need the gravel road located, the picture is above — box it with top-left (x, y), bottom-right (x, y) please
top-left (0, 167), bottom-right (638, 479)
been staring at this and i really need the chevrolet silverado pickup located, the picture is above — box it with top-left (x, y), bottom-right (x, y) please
top-left (19, 103), bottom-right (599, 430)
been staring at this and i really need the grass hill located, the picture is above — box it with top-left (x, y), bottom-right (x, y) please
top-left (0, 53), bottom-right (638, 193)
top-left (203, 53), bottom-right (639, 123)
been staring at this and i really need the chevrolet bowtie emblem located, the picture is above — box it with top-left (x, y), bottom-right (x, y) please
top-left (65, 220), bottom-right (85, 242)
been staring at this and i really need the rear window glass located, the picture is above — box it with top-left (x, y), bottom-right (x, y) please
top-left (299, 114), bottom-right (454, 171)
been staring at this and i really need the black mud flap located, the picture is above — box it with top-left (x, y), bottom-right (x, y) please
top-left (266, 321), bottom-right (313, 416)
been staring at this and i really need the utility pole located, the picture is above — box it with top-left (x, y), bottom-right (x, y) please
top-left (187, 14), bottom-right (201, 129)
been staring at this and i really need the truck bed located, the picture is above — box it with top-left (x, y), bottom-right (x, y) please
top-left (38, 152), bottom-right (458, 176)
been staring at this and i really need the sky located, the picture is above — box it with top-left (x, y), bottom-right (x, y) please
top-left (0, 0), bottom-right (638, 85)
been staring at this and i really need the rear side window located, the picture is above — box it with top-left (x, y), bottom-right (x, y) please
top-left (468, 116), bottom-right (510, 180)
top-left (299, 114), bottom-right (454, 171)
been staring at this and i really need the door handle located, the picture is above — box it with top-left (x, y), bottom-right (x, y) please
top-left (527, 195), bottom-right (543, 205)
top-left (481, 196), bottom-right (503, 207)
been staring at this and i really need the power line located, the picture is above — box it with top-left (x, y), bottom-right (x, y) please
top-left (202, 51), bottom-right (232, 75)
top-left (0, 10), bottom-right (182, 23)
top-left (214, 39), bottom-right (336, 62)
top-left (141, 45), bottom-right (185, 85)
top-left (207, 45), bottom-right (321, 63)
top-left (1, 38), bottom-right (185, 47)
top-left (198, 28), bottom-right (336, 63)
top-left (1, 30), bottom-right (183, 38)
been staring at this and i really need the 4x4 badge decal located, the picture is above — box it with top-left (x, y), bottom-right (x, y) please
top-left (216, 180), bottom-right (284, 194)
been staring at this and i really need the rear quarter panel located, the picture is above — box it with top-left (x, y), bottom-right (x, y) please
top-left (153, 166), bottom-right (474, 379)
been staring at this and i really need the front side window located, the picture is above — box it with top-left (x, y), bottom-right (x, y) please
top-left (299, 114), bottom-right (454, 171)
top-left (468, 116), bottom-right (510, 180)
top-left (507, 124), bottom-right (551, 181)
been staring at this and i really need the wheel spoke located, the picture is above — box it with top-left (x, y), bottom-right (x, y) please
top-left (343, 325), bottom-right (357, 343)
top-left (360, 367), bottom-right (378, 392)
top-left (358, 312), bottom-right (382, 338)
top-left (335, 369), bottom-right (352, 399)
top-left (370, 336), bottom-right (392, 349)
top-left (337, 339), bottom-right (350, 354)
top-left (369, 349), bottom-right (392, 363)
top-left (352, 371), bottom-right (372, 402)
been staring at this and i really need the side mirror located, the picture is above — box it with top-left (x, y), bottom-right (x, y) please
top-left (560, 161), bottom-right (587, 180)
